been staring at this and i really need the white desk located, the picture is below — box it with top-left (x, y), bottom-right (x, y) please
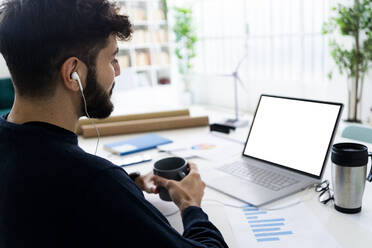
top-left (78, 106), bottom-right (372, 248)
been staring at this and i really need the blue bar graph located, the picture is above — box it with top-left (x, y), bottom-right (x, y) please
top-left (252, 227), bottom-right (281, 232)
top-left (243, 208), bottom-right (260, 211)
top-left (250, 223), bottom-right (284, 228)
top-left (241, 205), bottom-right (293, 243)
top-left (255, 231), bottom-right (293, 237)
top-left (243, 205), bottom-right (257, 209)
top-left (244, 211), bottom-right (267, 215)
top-left (248, 218), bottom-right (285, 223)
top-left (245, 216), bottom-right (258, 220)
top-left (257, 237), bottom-right (280, 242)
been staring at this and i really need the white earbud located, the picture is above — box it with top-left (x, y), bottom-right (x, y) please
top-left (72, 72), bottom-right (83, 93)
top-left (72, 71), bottom-right (100, 155)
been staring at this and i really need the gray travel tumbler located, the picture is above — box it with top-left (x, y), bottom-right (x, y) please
top-left (331, 143), bottom-right (372, 213)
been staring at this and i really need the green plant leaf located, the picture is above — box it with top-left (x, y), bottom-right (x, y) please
top-left (172, 6), bottom-right (198, 75)
top-left (323, 0), bottom-right (372, 82)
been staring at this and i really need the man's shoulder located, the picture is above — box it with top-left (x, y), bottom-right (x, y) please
top-left (62, 145), bottom-right (123, 179)
top-left (0, 116), bottom-right (120, 180)
top-left (71, 149), bottom-right (114, 168)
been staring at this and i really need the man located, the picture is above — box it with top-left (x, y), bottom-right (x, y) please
top-left (0, 0), bottom-right (228, 247)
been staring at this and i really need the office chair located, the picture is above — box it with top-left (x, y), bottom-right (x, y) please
top-left (0, 77), bottom-right (14, 116)
top-left (341, 124), bottom-right (372, 144)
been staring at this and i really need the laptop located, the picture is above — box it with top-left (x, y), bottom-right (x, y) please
top-left (202, 94), bottom-right (343, 206)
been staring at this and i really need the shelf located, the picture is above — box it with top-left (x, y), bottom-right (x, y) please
top-left (148, 21), bottom-right (167, 26)
top-left (133, 65), bottom-right (170, 72)
top-left (117, 0), bottom-right (160, 2)
top-left (115, 0), bottom-right (171, 88)
top-left (118, 43), bottom-right (169, 50)
top-left (118, 43), bottom-right (130, 50)
top-left (132, 21), bottom-right (148, 26)
top-left (131, 20), bottom-right (167, 26)
top-left (133, 44), bottom-right (153, 49)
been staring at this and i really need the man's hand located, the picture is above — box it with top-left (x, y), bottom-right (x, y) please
top-left (134, 171), bottom-right (158, 194)
top-left (153, 163), bottom-right (206, 214)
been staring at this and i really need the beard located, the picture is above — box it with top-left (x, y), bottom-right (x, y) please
top-left (80, 67), bottom-right (115, 119)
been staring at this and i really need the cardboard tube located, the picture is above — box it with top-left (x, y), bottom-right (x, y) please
top-left (81, 115), bottom-right (209, 138)
top-left (76, 109), bottom-right (190, 134)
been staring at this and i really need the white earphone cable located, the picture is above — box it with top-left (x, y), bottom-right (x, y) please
top-left (80, 85), bottom-right (100, 155)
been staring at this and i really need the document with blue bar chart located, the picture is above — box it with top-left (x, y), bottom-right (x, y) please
top-left (226, 202), bottom-right (340, 247)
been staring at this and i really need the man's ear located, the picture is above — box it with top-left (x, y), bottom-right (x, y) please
top-left (60, 57), bottom-right (86, 92)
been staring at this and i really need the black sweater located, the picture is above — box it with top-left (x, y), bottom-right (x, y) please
top-left (0, 116), bottom-right (228, 248)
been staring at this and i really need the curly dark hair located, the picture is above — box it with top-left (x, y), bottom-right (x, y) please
top-left (0, 0), bottom-right (132, 98)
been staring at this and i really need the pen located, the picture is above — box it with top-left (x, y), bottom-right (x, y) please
top-left (119, 155), bottom-right (152, 167)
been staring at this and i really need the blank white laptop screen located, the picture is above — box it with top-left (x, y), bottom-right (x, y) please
top-left (243, 95), bottom-right (342, 177)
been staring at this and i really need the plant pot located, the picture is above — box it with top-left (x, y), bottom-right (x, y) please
top-left (346, 77), bottom-right (362, 123)
top-left (178, 74), bottom-right (194, 106)
top-left (180, 90), bottom-right (193, 106)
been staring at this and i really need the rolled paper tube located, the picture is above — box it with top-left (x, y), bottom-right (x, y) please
top-left (76, 109), bottom-right (190, 135)
top-left (81, 115), bottom-right (209, 138)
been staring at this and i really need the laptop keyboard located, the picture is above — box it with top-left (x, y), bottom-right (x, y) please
top-left (218, 161), bottom-right (299, 191)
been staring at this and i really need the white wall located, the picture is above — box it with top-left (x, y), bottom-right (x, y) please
top-left (190, 72), bottom-right (372, 123)
top-left (0, 54), bottom-right (10, 78)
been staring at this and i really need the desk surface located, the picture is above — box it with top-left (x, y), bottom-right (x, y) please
top-left (78, 105), bottom-right (372, 248)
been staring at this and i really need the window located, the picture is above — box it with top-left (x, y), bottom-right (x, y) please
top-left (194, 0), bottom-right (329, 83)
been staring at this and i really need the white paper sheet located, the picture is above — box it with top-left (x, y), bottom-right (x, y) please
top-left (225, 202), bottom-right (341, 248)
top-left (157, 133), bottom-right (244, 162)
top-left (346, 183), bottom-right (372, 233)
top-left (144, 192), bottom-right (179, 217)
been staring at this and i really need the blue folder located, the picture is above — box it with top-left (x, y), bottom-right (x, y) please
top-left (103, 133), bottom-right (172, 156)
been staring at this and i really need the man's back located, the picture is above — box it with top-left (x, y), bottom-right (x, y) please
top-left (0, 117), bottom-right (116, 246)
top-left (0, 1), bottom-right (228, 246)
top-left (0, 116), bottom-right (228, 247)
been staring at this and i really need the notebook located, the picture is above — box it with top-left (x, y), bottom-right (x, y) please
top-left (201, 95), bottom-right (343, 206)
top-left (104, 133), bottom-right (172, 156)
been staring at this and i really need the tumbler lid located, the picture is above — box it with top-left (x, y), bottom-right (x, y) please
top-left (331, 143), bottom-right (368, 166)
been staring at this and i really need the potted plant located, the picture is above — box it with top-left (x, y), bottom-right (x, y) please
top-left (161, 0), bottom-right (168, 20)
top-left (172, 6), bottom-right (197, 102)
top-left (322, 0), bottom-right (372, 122)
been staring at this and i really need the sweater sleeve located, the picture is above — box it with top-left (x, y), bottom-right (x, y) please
top-left (73, 167), bottom-right (228, 248)
top-left (182, 206), bottom-right (229, 248)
